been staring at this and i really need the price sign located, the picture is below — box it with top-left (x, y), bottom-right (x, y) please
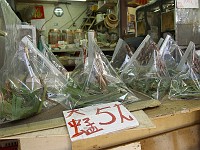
top-left (177, 0), bottom-right (199, 8)
top-left (63, 102), bottom-right (139, 141)
top-left (32, 5), bottom-right (45, 19)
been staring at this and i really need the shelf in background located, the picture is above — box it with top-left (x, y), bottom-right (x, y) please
top-left (51, 48), bottom-right (82, 53)
top-left (97, 2), bottom-right (117, 13)
top-left (51, 47), bottom-right (113, 53)
top-left (127, 2), bottom-right (140, 7)
top-left (101, 47), bottom-right (114, 52)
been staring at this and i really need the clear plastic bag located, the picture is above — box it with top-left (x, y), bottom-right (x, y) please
top-left (169, 42), bottom-right (200, 100)
top-left (157, 38), bottom-right (164, 48)
top-left (0, 36), bottom-right (71, 124)
top-left (70, 31), bottom-right (140, 108)
top-left (160, 35), bottom-right (183, 77)
top-left (40, 35), bottom-right (68, 76)
top-left (0, 0), bottom-right (21, 81)
top-left (110, 38), bottom-right (134, 73)
top-left (121, 35), bottom-right (170, 100)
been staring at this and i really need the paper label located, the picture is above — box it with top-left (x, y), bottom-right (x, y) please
top-left (63, 102), bottom-right (139, 141)
top-left (177, 0), bottom-right (199, 8)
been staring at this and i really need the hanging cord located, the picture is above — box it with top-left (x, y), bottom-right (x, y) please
top-left (65, 4), bottom-right (76, 26)
top-left (40, 13), bottom-right (54, 31)
top-left (39, 7), bottom-right (88, 42)
top-left (59, 8), bottom-right (88, 29)
top-left (68, 8), bottom-right (88, 29)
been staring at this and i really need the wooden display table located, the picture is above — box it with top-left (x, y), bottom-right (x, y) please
top-left (0, 99), bottom-right (200, 150)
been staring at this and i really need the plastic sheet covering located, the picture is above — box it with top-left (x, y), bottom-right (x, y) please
top-left (70, 31), bottom-right (140, 108)
top-left (40, 35), bottom-right (68, 76)
top-left (0, 36), bottom-right (70, 124)
top-left (169, 42), bottom-right (200, 100)
top-left (121, 35), bottom-right (170, 100)
top-left (110, 38), bottom-right (134, 73)
top-left (0, 0), bottom-right (21, 81)
top-left (160, 35), bottom-right (183, 77)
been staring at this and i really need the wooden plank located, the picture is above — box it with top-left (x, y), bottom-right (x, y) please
top-left (2, 110), bottom-right (152, 150)
top-left (19, 136), bottom-right (71, 150)
top-left (10, 122), bottom-right (200, 150)
top-left (0, 93), bottom-right (158, 138)
top-left (1, 98), bottom-right (199, 139)
top-left (2, 110), bottom-right (200, 150)
top-left (2, 110), bottom-right (154, 138)
top-left (0, 117), bottom-right (65, 138)
top-left (71, 110), bottom-right (200, 150)
top-left (108, 142), bottom-right (141, 150)
top-left (124, 90), bottom-right (161, 112)
top-left (145, 98), bottom-right (200, 119)
top-left (140, 124), bottom-right (200, 150)
top-left (125, 99), bottom-right (161, 112)
top-left (1, 97), bottom-right (200, 149)
top-left (131, 110), bottom-right (155, 130)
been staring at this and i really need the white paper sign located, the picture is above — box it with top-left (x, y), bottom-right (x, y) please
top-left (177, 0), bottom-right (199, 8)
top-left (63, 102), bottom-right (139, 141)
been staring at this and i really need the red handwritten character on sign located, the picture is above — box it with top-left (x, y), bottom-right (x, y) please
top-left (68, 119), bottom-right (83, 138)
top-left (66, 109), bottom-right (85, 118)
top-left (96, 106), bottom-right (116, 125)
top-left (114, 104), bottom-right (134, 123)
top-left (68, 118), bottom-right (103, 138)
top-left (81, 118), bottom-right (103, 135)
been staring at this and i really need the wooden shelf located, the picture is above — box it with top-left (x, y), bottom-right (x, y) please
top-left (97, 2), bottom-right (117, 13)
top-left (127, 2), bottom-right (140, 7)
top-left (1, 99), bottom-right (200, 149)
top-left (15, 0), bottom-right (70, 4)
top-left (101, 48), bottom-right (114, 52)
top-left (51, 48), bottom-right (82, 53)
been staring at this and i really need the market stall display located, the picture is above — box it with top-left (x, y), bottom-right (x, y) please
top-left (110, 38), bottom-right (134, 73)
top-left (40, 35), bottom-right (68, 76)
top-left (70, 31), bottom-right (141, 108)
top-left (121, 35), bottom-right (170, 100)
top-left (0, 0), bottom-right (21, 82)
top-left (160, 35), bottom-right (183, 77)
top-left (169, 42), bottom-right (200, 100)
top-left (0, 36), bottom-right (69, 124)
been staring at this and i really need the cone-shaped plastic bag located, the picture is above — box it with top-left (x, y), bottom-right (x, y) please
top-left (0, 0), bottom-right (21, 82)
top-left (110, 38), bottom-right (134, 73)
top-left (160, 35), bottom-right (183, 77)
top-left (0, 38), bottom-right (47, 124)
top-left (70, 31), bottom-right (140, 107)
top-left (157, 38), bottom-right (164, 48)
top-left (40, 35), bottom-right (68, 76)
top-left (169, 42), bottom-right (200, 100)
top-left (0, 36), bottom-right (73, 124)
top-left (121, 35), bottom-right (170, 100)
